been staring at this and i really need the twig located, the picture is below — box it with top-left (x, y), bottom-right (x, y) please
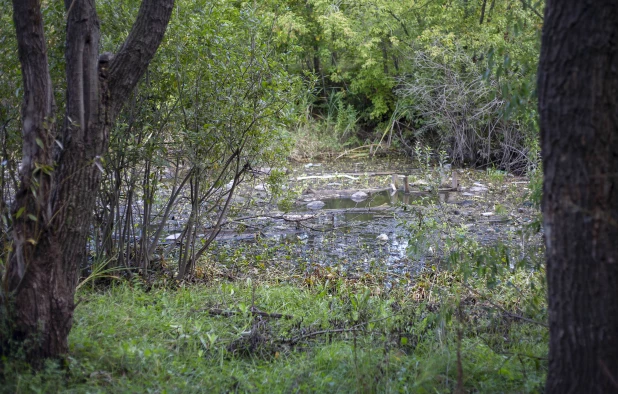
top-left (65, 0), bottom-right (77, 19)
top-left (334, 144), bottom-right (379, 160)
top-left (455, 303), bottom-right (465, 394)
top-left (287, 328), bottom-right (365, 345)
top-left (600, 359), bottom-right (618, 389)
top-left (503, 351), bottom-right (548, 361)
top-left (296, 174), bottom-right (359, 181)
top-left (195, 307), bottom-right (293, 320)
top-left (286, 313), bottom-right (399, 345)
top-left (462, 283), bottom-right (548, 327)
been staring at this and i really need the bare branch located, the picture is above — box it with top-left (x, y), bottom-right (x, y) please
top-left (108, 0), bottom-right (175, 116)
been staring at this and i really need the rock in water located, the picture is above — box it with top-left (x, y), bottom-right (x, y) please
top-left (307, 200), bottom-right (325, 210)
top-left (304, 163), bottom-right (322, 168)
top-left (165, 233), bottom-right (183, 241)
top-left (377, 233), bottom-right (389, 242)
top-left (351, 191), bottom-right (368, 202)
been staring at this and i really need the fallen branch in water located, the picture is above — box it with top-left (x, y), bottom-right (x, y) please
top-left (296, 174), bottom-right (359, 181)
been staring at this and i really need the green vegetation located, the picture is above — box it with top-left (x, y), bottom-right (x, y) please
top-left (271, 0), bottom-right (542, 169)
top-left (3, 254), bottom-right (546, 393)
top-left (1, 0), bottom-right (551, 392)
top-left (2, 164), bottom-right (548, 392)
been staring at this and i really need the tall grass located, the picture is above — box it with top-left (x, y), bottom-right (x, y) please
top-left (3, 262), bottom-right (547, 393)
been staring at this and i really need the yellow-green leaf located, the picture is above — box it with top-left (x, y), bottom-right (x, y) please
top-left (15, 207), bottom-right (25, 219)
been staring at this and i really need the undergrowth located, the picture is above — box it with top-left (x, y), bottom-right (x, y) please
top-left (289, 121), bottom-right (348, 160)
top-left (2, 154), bottom-right (547, 393)
top-left (2, 255), bottom-right (547, 393)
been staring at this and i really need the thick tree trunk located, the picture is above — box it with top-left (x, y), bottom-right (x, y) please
top-left (538, 1), bottom-right (618, 392)
top-left (3, 0), bottom-right (62, 360)
top-left (2, 0), bottom-right (174, 361)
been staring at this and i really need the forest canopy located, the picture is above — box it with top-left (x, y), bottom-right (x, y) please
top-left (1, 0), bottom-right (543, 176)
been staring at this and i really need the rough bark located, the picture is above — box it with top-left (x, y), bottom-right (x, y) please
top-left (538, 0), bottom-right (618, 392)
top-left (2, 0), bottom-right (174, 361)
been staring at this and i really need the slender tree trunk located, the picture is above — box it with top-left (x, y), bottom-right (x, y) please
top-left (486, 0), bottom-right (496, 23)
top-left (538, 1), bottom-right (618, 392)
top-left (479, 0), bottom-right (487, 25)
top-left (2, 0), bottom-right (174, 361)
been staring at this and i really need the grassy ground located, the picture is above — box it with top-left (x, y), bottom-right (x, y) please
top-left (3, 259), bottom-right (547, 393)
top-left (3, 152), bottom-right (547, 393)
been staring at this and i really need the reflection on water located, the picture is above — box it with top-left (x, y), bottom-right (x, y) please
top-left (211, 189), bottom-right (456, 275)
top-left (304, 189), bottom-right (452, 212)
top-left (318, 190), bottom-right (422, 210)
top-left (210, 157), bottom-right (458, 280)
top-left (246, 191), bottom-right (455, 279)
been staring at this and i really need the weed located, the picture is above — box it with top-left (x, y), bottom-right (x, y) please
top-left (486, 167), bottom-right (507, 184)
top-left (2, 254), bottom-right (547, 393)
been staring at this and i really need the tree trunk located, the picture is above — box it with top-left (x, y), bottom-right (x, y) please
top-left (538, 1), bottom-right (618, 392)
top-left (2, 0), bottom-right (174, 361)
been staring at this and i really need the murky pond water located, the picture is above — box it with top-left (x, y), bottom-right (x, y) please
top-left (301, 190), bottom-right (420, 210)
top-left (150, 156), bottom-right (535, 280)
top-left (204, 158), bottom-right (461, 279)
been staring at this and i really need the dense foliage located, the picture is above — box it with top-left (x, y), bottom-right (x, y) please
top-left (1, 0), bottom-right (544, 253)
top-left (1, 0), bottom-right (302, 278)
top-left (263, 0), bottom-right (543, 169)
top-left (92, 0), bottom-right (302, 276)
top-left (1, 0), bottom-right (549, 391)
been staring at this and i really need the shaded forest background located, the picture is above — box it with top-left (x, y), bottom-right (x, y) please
top-left (1, 0), bottom-right (543, 171)
top-left (0, 0), bottom-right (544, 278)
top-left (0, 1), bottom-right (563, 392)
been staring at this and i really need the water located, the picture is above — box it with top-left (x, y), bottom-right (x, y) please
top-left (215, 169), bottom-right (452, 277)
top-left (308, 190), bottom-right (422, 210)
top-left (166, 157), bottom-right (463, 279)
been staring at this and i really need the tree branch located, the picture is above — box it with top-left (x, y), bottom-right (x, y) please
top-left (11, 0), bottom-right (56, 182)
top-left (108, 0), bottom-right (175, 116)
top-left (9, 0), bottom-right (57, 286)
top-left (519, 0), bottom-right (544, 20)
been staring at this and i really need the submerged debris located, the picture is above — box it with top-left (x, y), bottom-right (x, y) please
top-left (351, 191), bottom-right (369, 201)
top-left (306, 200), bottom-right (325, 210)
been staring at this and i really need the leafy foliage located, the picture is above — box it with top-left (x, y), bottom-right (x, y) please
top-left (89, 0), bottom-right (302, 276)
top-left (0, 1), bottom-right (549, 390)
top-left (1, 265), bottom-right (547, 393)
top-left (264, 0), bottom-right (543, 168)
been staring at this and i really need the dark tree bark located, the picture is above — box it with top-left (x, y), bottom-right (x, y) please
top-left (538, 1), bottom-right (618, 392)
top-left (479, 0), bottom-right (487, 25)
top-left (1, 0), bottom-right (174, 361)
